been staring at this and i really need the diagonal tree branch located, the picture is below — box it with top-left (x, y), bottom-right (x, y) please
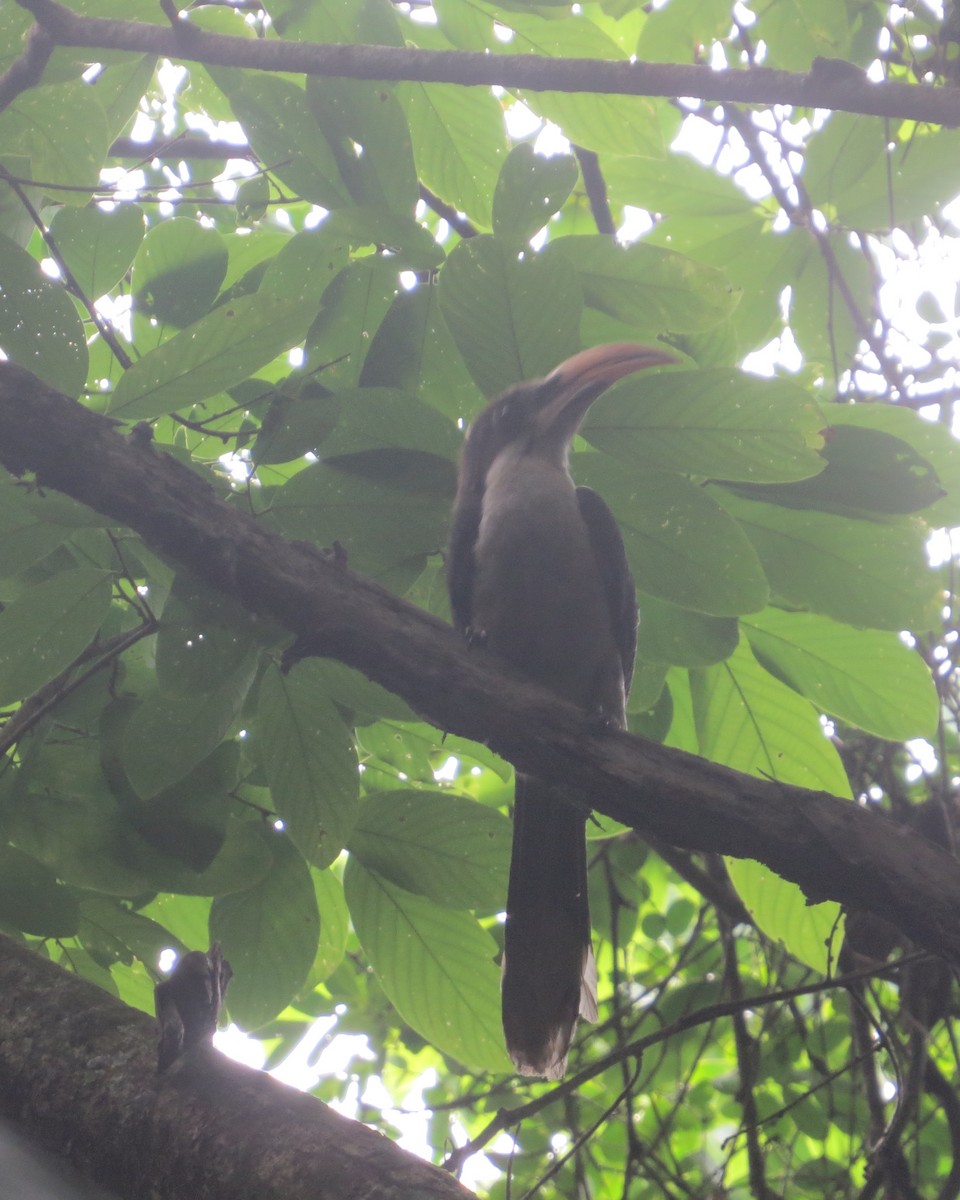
top-left (0, 932), bottom-right (472, 1200)
top-left (1, 360), bottom-right (959, 967)
top-left (14, 0), bottom-right (960, 126)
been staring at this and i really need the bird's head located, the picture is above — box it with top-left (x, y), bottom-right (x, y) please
top-left (457, 343), bottom-right (678, 494)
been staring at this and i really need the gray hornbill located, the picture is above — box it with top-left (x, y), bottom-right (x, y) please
top-left (447, 343), bottom-right (677, 1079)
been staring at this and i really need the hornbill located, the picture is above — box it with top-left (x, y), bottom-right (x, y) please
top-left (447, 343), bottom-right (677, 1079)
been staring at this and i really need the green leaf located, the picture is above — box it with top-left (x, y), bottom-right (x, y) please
top-left (348, 790), bottom-right (511, 912)
top-left (257, 661), bottom-right (359, 867)
top-left (497, 10), bottom-right (664, 157)
top-left (0, 82), bottom-right (108, 203)
top-left (121, 656), bottom-right (257, 799)
top-left (309, 659), bottom-right (415, 723)
top-left (107, 295), bottom-right (315, 418)
top-left (726, 858), bottom-right (844, 975)
top-left (0, 845), bottom-right (78, 937)
top-left (0, 569), bottom-right (112, 707)
top-left (805, 117), bottom-right (960, 229)
top-left (753, 0), bottom-right (850, 71)
top-left (0, 475), bottom-right (73, 578)
top-left (0, 232), bottom-right (88, 395)
top-left (210, 827), bottom-right (320, 1028)
top-left (690, 638), bottom-right (848, 971)
top-left (344, 858), bottom-right (510, 1071)
top-left (492, 144), bottom-right (578, 247)
top-left (309, 865), bottom-right (350, 983)
top-left (50, 204), bottom-right (145, 300)
top-left (583, 369), bottom-right (826, 483)
top-left (573, 454), bottom-right (769, 616)
top-left (156, 573), bottom-right (271, 697)
top-left (78, 896), bottom-right (184, 968)
top-left (546, 235), bottom-right (739, 333)
top-left (321, 387), bottom-right (461, 460)
top-left (359, 282), bottom-right (481, 420)
top-left (304, 259), bottom-right (401, 391)
top-left (743, 608), bottom-right (939, 740)
top-left (828, 403), bottom-right (960, 528)
top-left (636, 595), bottom-right (739, 667)
top-left (398, 81), bottom-right (506, 229)
top-left (734, 425), bottom-right (944, 515)
top-left (306, 78), bottom-right (417, 214)
top-left (692, 637), bottom-right (852, 799)
top-left (131, 217), bottom-right (228, 327)
top-left (258, 227), bottom-right (350, 304)
top-left (210, 70), bottom-right (351, 209)
top-left (438, 235), bottom-right (583, 397)
top-left (715, 490), bottom-right (941, 632)
top-left (267, 451), bottom-right (452, 581)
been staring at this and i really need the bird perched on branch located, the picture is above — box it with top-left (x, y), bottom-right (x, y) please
top-left (447, 343), bottom-right (677, 1079)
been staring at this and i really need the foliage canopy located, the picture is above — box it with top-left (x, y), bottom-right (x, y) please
top-left (1, 0), bottom-right (960, 1196)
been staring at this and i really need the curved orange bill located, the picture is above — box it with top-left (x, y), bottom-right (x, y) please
top-left (535, 342), bottom-right (679, 439)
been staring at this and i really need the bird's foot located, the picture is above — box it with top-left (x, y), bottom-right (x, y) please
top-left (464, 625), bottom-right (488, 648)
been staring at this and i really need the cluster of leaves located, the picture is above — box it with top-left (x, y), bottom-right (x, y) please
top-left (1, 0), bottom-right (960, 1196)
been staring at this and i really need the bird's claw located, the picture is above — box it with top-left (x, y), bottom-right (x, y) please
top-left (464, 625), bottom-right (488, 648)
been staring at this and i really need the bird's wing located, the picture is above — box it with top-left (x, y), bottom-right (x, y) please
top-left (447, 490), bottom-right (482, 635)
top-left (576, 486), bottom-right (638, 698)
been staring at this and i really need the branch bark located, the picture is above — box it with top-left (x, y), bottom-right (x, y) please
top-left (15, 0), bottom-right (960, 126)
top-left (1, 360), bottom-right (959, 967)
top-left (0, 933), bottom-right (471, 1200)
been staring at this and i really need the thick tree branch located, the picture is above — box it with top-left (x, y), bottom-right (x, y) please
top-left (15, 0), bottom-right (960, 126)
top-left (1, 361), bottom-right (959, 967)
top-left (0, 933), bottom-right (471, 1200)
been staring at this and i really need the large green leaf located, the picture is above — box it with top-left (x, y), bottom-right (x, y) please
top-left (498, 10), bottom-right (664, 157)
top-left (398, 81), bottom-right (506, 229)
top-left (726, 857), bottom-right (844, 975)
top-left (257, 661), bottom-right (359, 867)
top-left (210, 827), bottom-right (320, 1028)
top-left (734, 425), bottom-right (944, 516)
top-left (0, 569), bottom-right (113, 707)
top-left (691, 637), bottom-right (848, 971)
top-left (267, 451), bottom-right (453, 581)
top-left (131, 217), bottom-right (228, 328)
top-left (358, 283), bottom-right (479, 420)
top-left (716, 490), bottom-right (941, 632)
top-left (210, 70), bottom-right (351, 209)
top-left (108, 295), bottom-right (315, 418)
top-left (636, 595), bottom-right (739, 667)
top-left (320, 387), bottom-right (461, 461)
top-left (828, 403), bottom-right (960, 528)
top-left (0, 232), bottom-right (88, 395)
top-left (805, 116), bottom-right (960, 230)
top-left (348, 790), bottom-right (511, 912)
top-left (155, 573), bottom-right (271, 697)
top-left (584, 368), bottom-right (826, 483)
top-left (344, 858), bottom-right (510, 1072)
top-left (0, 845), bottom-right (78, 937)
top-left (50, 204), bottom-right (145, 300)
top-left (493, 144), bottom-right (579, 247)
top-left (306, 78), bottom-right (417, 215)
top-left (545, 235), bottom-right (739, 334)
top-left (121, 656), bottom-right (257, 799)
top-left (743, 608), bottom-right (939, 741)
top-left (0, 81), bottom-right (108, 203)
top-left (573, 454), bottom-right (769, 616)
top-left (304, 259), bottom-right (401, 391)
top-left (438, 234), bottom-right (583, 397)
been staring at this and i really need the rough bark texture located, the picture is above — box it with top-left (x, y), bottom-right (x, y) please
top-left (1, 360), bottom-right (959, 965)
top-left (0, 934), bottom-right (471, 1200)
